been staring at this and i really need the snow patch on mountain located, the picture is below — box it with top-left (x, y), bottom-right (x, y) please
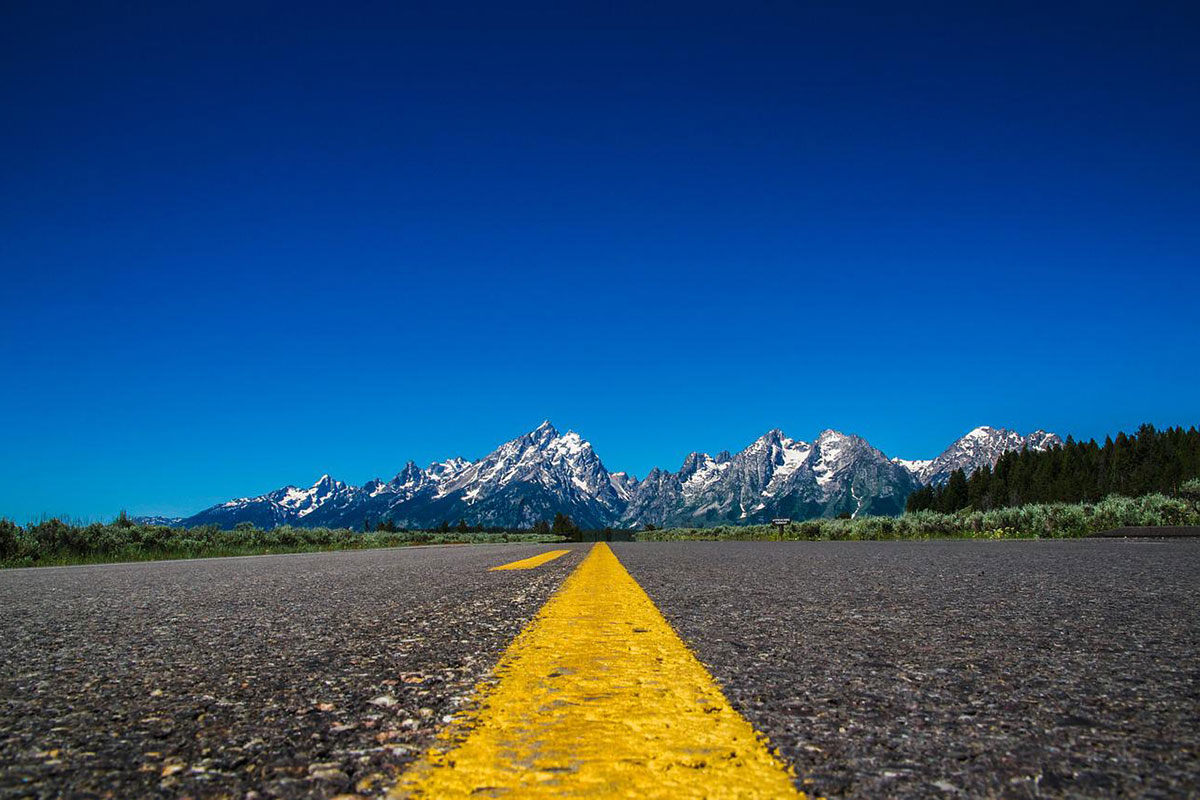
top-left (891, 457), bottom-right (933, 475)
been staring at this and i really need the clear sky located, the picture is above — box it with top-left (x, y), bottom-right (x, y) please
top-left (2, 1), bottom-right (1198, 522)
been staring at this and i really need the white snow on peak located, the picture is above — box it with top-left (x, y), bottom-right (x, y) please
top-left (892, 457), bottom-right (933, 475)
top-left (425, 423), bottom-right (620, 512)
top-left (812, 430), bottom-right (859, 490)
top-left (550, 430), bottom-right (590, 458)
top-left (264, 474), bottom-right (349, 517)
top-left (428, 458), bottom-right (470, 482)
top-left (762, 437), bottom-right (813, 496)
top-left (680, 454), bottom-right (732, 499)
top-left (279, 487), bottom-right (309, 507)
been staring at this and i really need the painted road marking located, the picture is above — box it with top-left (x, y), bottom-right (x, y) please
top-left (490, 549), bottom-right (572, 571)
top-left (395, 542), bottom-right (805, 799)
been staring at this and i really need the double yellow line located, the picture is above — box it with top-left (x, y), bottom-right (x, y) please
top-left (393, 543), bottom-right (806, 798)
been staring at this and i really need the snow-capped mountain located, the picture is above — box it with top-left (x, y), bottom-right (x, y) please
top-left (608, 472), bottom-right (639, 501)
top-left (183, 474), bottom-right (357, 529)
top-left (403, 421), bottom-right (627, 530)
top-left (903, 426), bottom-right (1063, 485)
top-left (175, 422), bottom-right (1060, 530)
top-left (178, 422), bottom-right (625, 531)
top-left (620, 429), bottom-right (920, 528)
top-left (298, 457), bottom-right (472, 529)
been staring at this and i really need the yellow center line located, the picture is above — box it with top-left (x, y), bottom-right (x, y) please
top-left (490, 549), bottom-right (572, 571)
top-left (395, 542), bottom-right (806, 799)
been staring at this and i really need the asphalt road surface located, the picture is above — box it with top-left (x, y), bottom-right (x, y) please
top-left (615, 540), bottom-right (1200, 798)
top-left (2, 539), bottom-right (1197, 798)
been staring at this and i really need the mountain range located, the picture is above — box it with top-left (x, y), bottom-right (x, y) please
top-left (162, 423), bottom-right (1060, 530)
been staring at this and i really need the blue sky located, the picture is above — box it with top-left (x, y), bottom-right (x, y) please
top-left (2, 1), bottom-right (1198, 522)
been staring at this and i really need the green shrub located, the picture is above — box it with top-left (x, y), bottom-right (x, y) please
top-left (0, 519), bottom-right (20, 560)
top-left (0, 519), bottom-right (565, 567)
top-left (634, 490), bottom-right (1200, 543)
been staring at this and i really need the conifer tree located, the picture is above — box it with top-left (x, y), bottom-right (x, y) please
top-left (940, 469), bottom-right (969, 512)
top-left (967, 464), bottom-right (991, 510)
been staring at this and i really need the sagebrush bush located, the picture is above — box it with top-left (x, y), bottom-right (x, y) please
top-left (636, 491), bottom-right (1200, 542)
top-left (0, 520), bottom-right (562, 567)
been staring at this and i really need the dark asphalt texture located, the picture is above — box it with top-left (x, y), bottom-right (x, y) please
top-left (2, 540), bottom-right (1197, 799)
top-left (0, 544), bottom-right (585, 799)
top-left (615, 540), bottom-right (1200, 799)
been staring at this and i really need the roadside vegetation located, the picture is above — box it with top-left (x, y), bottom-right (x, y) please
top-left (0, 518), bottom-right (562, 569)
top-left (638, 482), bottom-right (1200, 542)
top-left (5, 487), bottom-right (1197, 566)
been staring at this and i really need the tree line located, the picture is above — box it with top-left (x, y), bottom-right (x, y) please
top-left (907, 424), bottom-right (1200, 514)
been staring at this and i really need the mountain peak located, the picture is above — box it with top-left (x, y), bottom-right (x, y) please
top-left (752, 429), bottom-right (787, 449)
top-left (679, 451), bottom-right (711, 476)
top-left (914, 425), bottom-right (1061, 485)
top-left (965, 425), bottom-right (1000, 438)
top-left (392, 461), bottom-right (424, 484)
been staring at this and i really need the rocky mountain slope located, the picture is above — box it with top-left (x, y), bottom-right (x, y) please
top-left (620, 429), bottom-right (920, 528)
top-left (905, 426), bottom-right (1062, 485)
top-left (174, 422), bottom-right (1060, 529)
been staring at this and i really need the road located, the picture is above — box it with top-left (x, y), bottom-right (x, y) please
top-left (1, 539), bottom-right (1197, 798)
top-left (617, 540), bottom-right (1200, 798)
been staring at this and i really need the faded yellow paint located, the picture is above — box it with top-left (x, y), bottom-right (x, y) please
top-left (394, 542), bottom-right (806, 799)
top-left (490, 549), bottom-right (572, 571)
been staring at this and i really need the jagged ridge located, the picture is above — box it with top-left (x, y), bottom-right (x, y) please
top-left (177, 422), bottom-right (1060, 529)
